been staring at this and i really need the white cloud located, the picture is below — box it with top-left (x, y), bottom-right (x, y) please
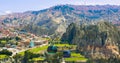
top-left (0, 10), bottom-right (12, 15)
top-left (5, 10), bottom-right (12, 14)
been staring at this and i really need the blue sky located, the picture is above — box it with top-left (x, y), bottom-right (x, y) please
top-left (0, 0), bottom-right (120, 15)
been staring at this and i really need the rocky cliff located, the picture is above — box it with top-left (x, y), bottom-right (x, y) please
top-left (61, 22), bottom-right (120, 59)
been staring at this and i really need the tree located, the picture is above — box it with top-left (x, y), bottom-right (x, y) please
top-left (15, 36), bottom-right (21, 41)
top-left (0, 40), bottom-right (7, 47)
top-left (23, 50), bottom-right (40, 63)
top-left (0, 49), bottom-right (12, 56)
top-left (44, 52), bottom-right (63, 63)
top-left (13, 53), bottom-right (22, 63)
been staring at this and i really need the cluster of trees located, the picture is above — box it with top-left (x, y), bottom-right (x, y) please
top-left (44, 52), bottom-right (63, 63)
top-left (0, 49), bottom-right (12, 56)
top-left (22, 50), bottom-right (64, 63)
top-left (0, 37), bottom-right (21, 47)
top-left (23, 50), bottom-right (40, 63)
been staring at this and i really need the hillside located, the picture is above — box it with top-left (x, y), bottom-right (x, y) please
top-left (61, 22), bottom-right (120, 59)
top-left (1, 5), bottom-right (120, 37)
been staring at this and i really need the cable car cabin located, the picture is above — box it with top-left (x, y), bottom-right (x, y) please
top-left (47, 46), bottom-right (57, 53)
top-left (29, 40), bottom-right (34, 48)
top-left (63, 50), bottom-right (71, 58)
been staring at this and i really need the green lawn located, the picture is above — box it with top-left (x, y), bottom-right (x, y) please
top-left (27, 44), bottom-right (72, 52)
top-left (65, 52), bottom-right (88, 62)
top-left (29, 46), bottom-right (48, 53)
top-left (19, 44), bottom-right (76, 56)
top-left (65, 57), bottom-right (87, 62)
top-left (19, 45), bottom-right (48, 56)
top-left (71, 52), bottom-right (84, 57)
top-left (31, 57), bottom-right (45, 61)
top-left (55, 44), bottom-right (76, 47)
top-left (18, 44), bottom-right (88, 62)
top-left (0, 55), bottom-right (9, 59)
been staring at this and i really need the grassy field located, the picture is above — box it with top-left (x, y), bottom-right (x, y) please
top-left (55, 44), bottom-right (76, 47)
top-left (30, 57), bottom-right (45, 61)
top-left (19, 45), bottom-right (48, 56)
top-left (0, 55), bottom-right (8, 59)
top-left (65, 52), bottom-right (88, 62)
top-left (18, 44), bottom-right (88, 62)
top-left (19, 44), bottom-right (75, 56)
top-left (29, 46), bottom-right (48, 53)
top-left (71, 52), bottom-right (84, 57)
top-left (55, 44), bottom-right (76, 51)
top-left (65, 57), bottom-right (87, 62)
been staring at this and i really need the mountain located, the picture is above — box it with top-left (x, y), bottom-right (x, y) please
top-left (1, 5), bottom-right (120, 37)
top-left (61, 21), bottom-right (120, 59)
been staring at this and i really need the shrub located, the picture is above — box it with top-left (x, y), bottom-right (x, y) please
top-left (0, 49), bottom-right (12, 56)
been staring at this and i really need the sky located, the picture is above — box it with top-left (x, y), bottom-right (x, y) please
top-left (0, 0), bottom-right (120, 15)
